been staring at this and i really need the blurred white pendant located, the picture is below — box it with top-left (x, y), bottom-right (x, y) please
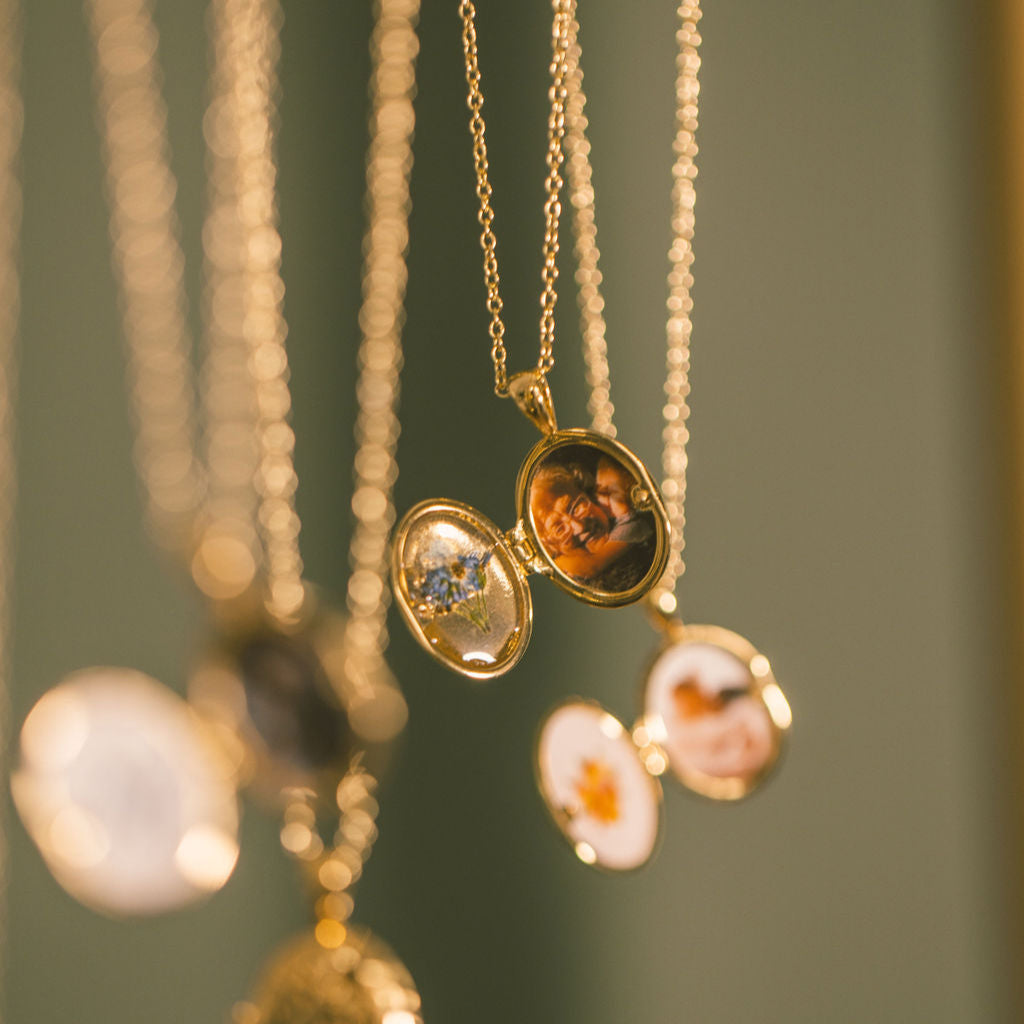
top-left (12, 667), bottom-right (241, 916)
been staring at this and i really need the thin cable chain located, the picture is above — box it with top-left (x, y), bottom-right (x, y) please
top-left (0, 0), bottom-right (21, 1012)
top-left (344, 0), bottom-right (420, 673)
top-left (562, 8), bottom-right (614, 438)
top-left (458, 0), bottom-right (574, 395)
top-left (204, 0), bottom-right (304, 623)
top-left (660, 1), bottom-right (701, 592)
top-left (85, 0), bottom-right (205, 557)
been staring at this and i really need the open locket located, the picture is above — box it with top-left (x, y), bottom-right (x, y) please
top-left (535, 623), bottom-right (792, 871)
top-left (391, 423), bottom-right (670, 680)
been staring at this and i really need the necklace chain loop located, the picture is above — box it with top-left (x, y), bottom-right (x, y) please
top-left (458, 0), bottom-right (574, 398)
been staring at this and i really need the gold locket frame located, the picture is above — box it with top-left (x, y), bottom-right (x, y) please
top-left (639, 622), bottom-right (792, 801)
top-left (391, 427), bottom-right (670, 679)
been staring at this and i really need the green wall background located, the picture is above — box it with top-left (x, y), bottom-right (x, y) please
top-left (6, 1), bottom-right (1018, 1021)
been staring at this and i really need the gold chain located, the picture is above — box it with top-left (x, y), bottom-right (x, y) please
top-left (279, 764), bottom-right (380, 949)
top-left (563, 2), bottom-right (700, 605)
top-left (563, 7), bottom-right (614, 439)
top-left (0, 0), bottom-right (20, 997)
top-left (659, 1), bottom-right (701, 598)
top-left (344, 0), bottom-right (420, 675)
top-left (89, 0), bottom-right (418, 917)
top-left (306, 0), bottom-right (419, 936)
top-left (458, 0), bottom-right (574, 396)
top-left (202, 0), bottom-right (304, 623)
top-left (85, 0), bottom-right (206, 558)
top-left (87, 0), bottom-right (304, 623)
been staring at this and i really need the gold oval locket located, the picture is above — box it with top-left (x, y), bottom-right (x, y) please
top-left (391, 427), bottom-right (670, 679)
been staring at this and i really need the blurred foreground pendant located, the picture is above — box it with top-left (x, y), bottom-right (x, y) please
top-left (390, 1), bottom-right (669, 680)
top-left (12, 669), bottom-right (241, 915)
top-left (15, 6), bottom-right (414, 985)
top-left (533, 0), bottom-right (793, 869)
top-left (234, 927), bottom-right (422, 1024)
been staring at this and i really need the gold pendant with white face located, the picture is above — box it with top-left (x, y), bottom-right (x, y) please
top-left (640, 622), bottom-right (791, 800)
top-left (535, 623), bottom-right (792, 871)
top-left (390, 428), bottom-right (670, 679)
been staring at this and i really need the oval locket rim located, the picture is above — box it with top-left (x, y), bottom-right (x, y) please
top-left (390, 497), bottom-right (534, 681)
top-left (533, 696), bottom-right (665, 874)
top-left (514, 427), bottom-right (671, 609)
top-left (639, 621), bottom-right (791, 801)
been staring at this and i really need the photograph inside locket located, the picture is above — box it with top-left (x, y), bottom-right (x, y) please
top-left (527, 443), bottom-right (657, 592)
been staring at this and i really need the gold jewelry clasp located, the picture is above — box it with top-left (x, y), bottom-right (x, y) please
top-left (508, 370), bottom-right (558, 435)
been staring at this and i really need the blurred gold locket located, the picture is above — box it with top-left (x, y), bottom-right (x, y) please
top-left (235, 926), bottom-right (422, 1024)
top-left (391, 417), bottom-right (669, 680)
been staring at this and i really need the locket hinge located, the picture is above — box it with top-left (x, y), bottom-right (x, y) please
top-left (504, 520), bottom-right (551, 577)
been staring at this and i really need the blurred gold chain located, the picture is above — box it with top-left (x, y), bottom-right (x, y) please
top-left (298, 0), bottom-right (419, 931)
top-left (90, 0), bottom-right (419, 918)
top-left (87, 0), bottom-right (303, 622)
top-left (563, 7), bottom-right (614, 439)
top-left (563, 2), bottom-right (700, 601)
top-left (85, 0), bottom-right (205, 557)
top-left (279, 764), bottom-right (380, 948)
top-left (0, 0), bottom-right (20, 1006)
top-left (202, 0), bottom-right (303, 623)
top-left (458, 0), bottom-right (573, 396)
top-left (659, 1), bottom-right (701, 596)
top-left (344, 0), bottom-right (420, 675)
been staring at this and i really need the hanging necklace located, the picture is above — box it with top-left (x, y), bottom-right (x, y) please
top-left (388, 0), bottom-right (671, 681)
top-left (15, 5), bottom-right (415, 997)
top-left (533, 2), bottom-right (793, 872)
top-left (229, 1), bottom-right (424, 1019)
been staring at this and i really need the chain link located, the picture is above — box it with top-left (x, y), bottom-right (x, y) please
top-left (458, 0), bottom-right (574, 395)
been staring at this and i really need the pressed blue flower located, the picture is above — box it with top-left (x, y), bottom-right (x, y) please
top-left (411, 548), bottom-right (493, 631)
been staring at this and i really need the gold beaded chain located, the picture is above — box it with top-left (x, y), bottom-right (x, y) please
top-left (563, 1), bottom-right (701, 610)
top-left (343, 0), bottom-right (420, 688)
top-left (85, 0), bottom-right (206, 560)
top-left (89, 0), bottom-right (419, 945)
top-left (563, 10), bottom-right (614, 440)
top-left (87, 0), bottom-right (303, 623)
top-left (458, 0), bottom-right (574, 396)
top-left (201, 0), bottom-right (304, 624)
top-left (277, 0), bottom-right (421, 946)
top-left (0, 0), bottom-right (21, 1002)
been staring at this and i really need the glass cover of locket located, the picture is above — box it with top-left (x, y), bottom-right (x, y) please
top-left (516, 428), bottom-right (669, 607)
top-left (391, 499), bottom-right (532, 679)
top-left (641, 623), bottom-right (792, 800)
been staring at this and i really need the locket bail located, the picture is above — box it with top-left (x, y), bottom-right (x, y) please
top-left (508, 369), bottom-right (558, 435)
